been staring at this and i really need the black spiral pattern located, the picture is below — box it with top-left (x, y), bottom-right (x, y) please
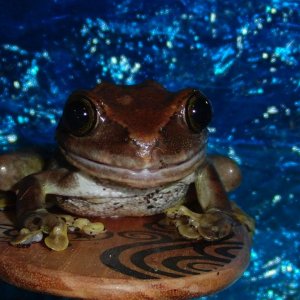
top-left (100, 222), bottom-right (244, 280)
top-left (0, 214), bottom-right (246, 281)
top-left (0, 223), bottom-right (17, 241)
top-left (118, 231), bottom-right (165, 241)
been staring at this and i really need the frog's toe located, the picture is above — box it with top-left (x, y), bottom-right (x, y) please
top-left (13, 212), bottom-right (106, 251)
top-left (22, 209), bottom-right (63, 232)
top-left (196, 213), bottom-right (233, 241)
top-left (69, 217), bottom-right (105, 236)
top-left (44, 223), bottom-right (69, 251)
top-left (166, 205), bottom-right (235, 241)
top-left (14, 210), bottom-right (69, 251)
top-left (176, 221), bottom-right (202, 239)
top-left (11, 224), bottom-right (69, 251)
top-left (10, 228), bottom-right (43, 247)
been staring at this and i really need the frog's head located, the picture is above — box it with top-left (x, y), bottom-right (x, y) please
top-left (56, 81), bottom-right (212, 188)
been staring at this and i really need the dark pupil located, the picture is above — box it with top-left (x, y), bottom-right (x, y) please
top-left (64, 99), bottom-right (93, 135)
top-left (188, 94), bottom-right (212, 132)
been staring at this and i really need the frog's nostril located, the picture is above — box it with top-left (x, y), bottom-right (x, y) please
top-left (132, 139), bottom-right (157, 158)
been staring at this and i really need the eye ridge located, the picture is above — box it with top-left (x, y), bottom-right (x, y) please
top-left (63, 96), bottom-right (97, 137)
top-left (185, 91), bottom-right (213, 133)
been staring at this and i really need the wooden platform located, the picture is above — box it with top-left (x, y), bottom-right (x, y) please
top-left (0, 210), bottom-right (251, 299)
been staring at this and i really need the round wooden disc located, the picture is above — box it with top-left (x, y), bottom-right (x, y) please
top-left (0, 210), bottom-right (251, 299)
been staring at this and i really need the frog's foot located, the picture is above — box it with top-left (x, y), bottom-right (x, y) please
top-left (11, 210), bottom-right (70, 251)
top-left (166, 205), bottom-right (236, 241)
top-left (230, 201), bottom-right (255, 238)
top-left (11, 210), bottom-right (105, 251)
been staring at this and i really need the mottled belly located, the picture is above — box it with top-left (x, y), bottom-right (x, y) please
top-left (56, 179), bottom-right (191, 217)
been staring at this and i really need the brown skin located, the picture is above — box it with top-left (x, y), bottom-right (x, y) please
top-left (0, 81), bottom-right (254, 250)
top-left (56, 81), bottom-right (207, 187)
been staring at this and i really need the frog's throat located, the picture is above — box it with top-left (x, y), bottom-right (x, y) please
top-left (62, 149), bottom-right (206, 188)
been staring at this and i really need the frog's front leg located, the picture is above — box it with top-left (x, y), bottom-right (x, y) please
top-left (11, 170), bottom-right (104, 251)
top-left (11, 170), bottom-right (71, 251)
top-left (167, 157), bottom-right (253, 241)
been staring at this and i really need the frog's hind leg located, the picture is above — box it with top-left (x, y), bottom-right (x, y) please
top-left (0, 152), bottom-right (45, 211)
top-left (0, 152), bottom-right (44, 191)
top-left (209, 155), bottom-right (242, 192)
top-left (210, 155), bottom-right (255, 236)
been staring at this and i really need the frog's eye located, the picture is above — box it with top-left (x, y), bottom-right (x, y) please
top-left (185, 91), bottom-right (212, 133)
top-left (62, 97), bottom-right (97, 136)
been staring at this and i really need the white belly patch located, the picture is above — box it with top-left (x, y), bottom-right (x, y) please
top-left (55, 173), bottom-right (194, 217)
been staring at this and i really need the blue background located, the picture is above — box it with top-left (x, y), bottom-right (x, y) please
top-left (0, 0), bottom-right (299, 299)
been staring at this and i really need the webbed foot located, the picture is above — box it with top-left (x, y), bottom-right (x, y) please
top-left (11, 210), bottom-right (105, 251)
top-left (166, 205), bottom-right (236, 241)
top-left (166, 202), bottom-right (255, 241)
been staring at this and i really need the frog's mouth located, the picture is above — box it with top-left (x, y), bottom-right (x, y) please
top-left (61, 148), bottom-right (206, 189)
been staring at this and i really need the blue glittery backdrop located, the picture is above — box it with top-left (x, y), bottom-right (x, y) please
top-left (0, 0), bottom-right (299, 299)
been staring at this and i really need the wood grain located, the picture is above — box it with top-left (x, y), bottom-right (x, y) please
top-left (0, 211), bottom-right (251, 299)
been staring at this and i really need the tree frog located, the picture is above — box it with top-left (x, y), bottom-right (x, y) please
top-left (0, 81), bottom-right (254, 251)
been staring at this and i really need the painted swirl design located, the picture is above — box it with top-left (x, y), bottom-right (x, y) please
top-left (100, 217), bottom-right (244, 280)
top-left (118, 231), bottom-right (164, 241)
top-left (0, 223), bottom-right (17, 241)
top-left (0, 212), bottom-right (246, 281)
